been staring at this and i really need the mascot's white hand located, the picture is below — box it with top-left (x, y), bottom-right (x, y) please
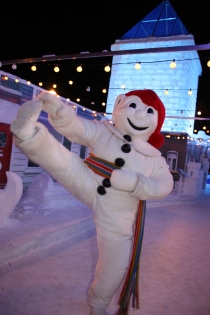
top-left (37, 92), bottom-right (73, 122)
top-left (110, 169), bottom-right (138, 192)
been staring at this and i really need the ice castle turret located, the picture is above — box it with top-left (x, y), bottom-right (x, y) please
top-left (106, 0), bottom-right (202, 136)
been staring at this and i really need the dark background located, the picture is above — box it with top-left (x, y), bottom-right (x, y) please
top-left (0, 0), bottom-right (210, 133)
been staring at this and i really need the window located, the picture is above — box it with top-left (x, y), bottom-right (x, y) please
top-left (63, 137), bottom-right (72, 151)
top-left (27, 159), bottom-right (39, 167)
top-left (80, 145), bottom-right (86, 159)
top-left (0, 132), bottom-right (6, 147)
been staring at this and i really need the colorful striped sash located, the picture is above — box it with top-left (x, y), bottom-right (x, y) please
top-left (84, 154), bottom-right (146, 315)
top-left (84, 154), bottom-right (120, 178)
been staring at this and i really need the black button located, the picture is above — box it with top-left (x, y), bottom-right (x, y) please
top-left (97, 186), bottom-right (106, 195)
top-left (121, 144), bottom-right (131, 153)
top-left (102, 178), bottom-right (111, 188)
top-left (124, 134), bottom-right (131, 142)
top-left (115, 158), bottom-right (125, 167)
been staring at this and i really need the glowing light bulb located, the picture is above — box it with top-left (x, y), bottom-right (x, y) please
top-left (53, 84), bottom-right (57, 88)
top-left (82, 107), bottom-right (85, 111)
top-left (69, 80), bottom-right (73, 85)
top-left (207, 60), bottom-right (210, 67)
top-left (73, 105), bottom-right (77, 109)
top-left (102, 102), bottom-right (106, 106)
top-left (49, 90), bottom-right (56, 95)
top-left (15, 78), bottom-right (19, 83)
top-left (188, 89), bottom-right (192, 95)
top-left (31, 65), bottom-right (36, 71)
top-left (54, 66), bottom-right (60, 73)
top-left (203, 126), bottom-right (207, 130)
top-left (164, 89), bottom-right (169, 95)
top-left (134, 62), bottom-right (141, 70)
top-left (5, 75), bottom-right (8, 80)
top-left (66, 98), bottom-right (70, 101)
top-left (39, 82), bottom-right (43, 86)
top-left (170, 59), bottom-right (176, 69)
top-left (27, 81), bottom-right (31, 85)
top-left (104, 65), bottom-right (111, 72)
top-left (12, 64), bottom-right (17, 70)
top-left (76, 98), bottom-right (80, 102)
top-left (197, 111), bottom-right (201, 115)
top-left (102, 89), bottom-right (107, 93)
top-left (121, 84), bottom-right (125, 89)
top-left (77, 66), bottom-right (83, 72)
top-left (86, 86), bottom-right (90, 92)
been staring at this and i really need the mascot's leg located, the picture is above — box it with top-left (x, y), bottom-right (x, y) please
top-left (87, 225), bottom-right (132, 311)
top-left (10, 99), bottom-right (96, 209)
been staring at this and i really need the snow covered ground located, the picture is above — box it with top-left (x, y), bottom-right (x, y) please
top-left (0, 182), bottom-right (210, 315)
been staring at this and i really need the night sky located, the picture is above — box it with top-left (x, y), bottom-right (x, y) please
top-left (1, 0), bottom-right (210, 134)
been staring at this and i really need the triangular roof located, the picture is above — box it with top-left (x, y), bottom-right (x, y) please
top-left (120, 1), bottom-right (189, 39)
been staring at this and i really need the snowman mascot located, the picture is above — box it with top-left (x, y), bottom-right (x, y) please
top-left (10, 89), bottom-right (173, 315)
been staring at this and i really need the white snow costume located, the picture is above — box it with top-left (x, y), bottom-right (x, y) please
top-left (10, 89), bottom-right (173, 315)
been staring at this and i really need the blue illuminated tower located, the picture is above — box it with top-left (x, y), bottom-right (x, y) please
top-left (106, 0), bottom-right (202, 136)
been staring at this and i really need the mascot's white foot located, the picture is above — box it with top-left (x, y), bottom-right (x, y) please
top-left (10, 99), bottom-right (43, 141)
top-left (90, 307), bottom-right (106, 315)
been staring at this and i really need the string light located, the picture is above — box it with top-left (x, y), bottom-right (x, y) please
top-left (121, 84), bottom-right (126, 89)
top-left (164, 89), bottom-right (169, 95)
top-left (76, 98), bottom-right (80, 102)
top-left (86, 86), bottom-right (90, 92)
top-left (39, 82), bottom-right (43, 86)
top-left (102, 89), bottom-right (107, 93)
top-left (69, 80), bottom-right (73, 85)
top-left (197, 111), bottom-right (202, 115)
top-left (54, 66), bottom-right (60, 73)
top-left (82, 107), bottom-right (85, 111)
top-left (53, 84), bottom-right (57, 88)
top-left (49, 90), bottom-right (56, 95)
top-left (31, 65), bottom-right (36, 71)
top-left (102, 102), bottom-right (106, 106)
top-left (170, 59), bottom-right (176, 69)
top-left (27, 81), bottom-right (31, 85)
top-left (203, 126), bottom-right (207, 130)
top-left (77, 65), bottom-right (83, 72)
top-left (104, 65), bottom-right (111, 72)
top-left (15, 78), bottom-right (19, 83)
top-left (12, 64), bottom-right (17, 70)
top-left (91, 102), bottom-right (95, 105)
top-left (134, 62), bottom-right (141, 70)
top-left (66, 98), bottom-right (70, 101)
top-left (73, 105), bottom-right (77, 109)
top-left (188, 89), bottom-right (193, 95)
top-left (4, 75), bottom-right (8, 80)
top-left (207, 60), bottom-right (210, 67)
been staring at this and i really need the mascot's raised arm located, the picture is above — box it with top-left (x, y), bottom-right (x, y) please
top-left (10, 89), bottom-right (173, 315)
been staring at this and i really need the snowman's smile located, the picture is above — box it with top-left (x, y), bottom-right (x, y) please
top-left (127, 118), bottom-right (148, 131)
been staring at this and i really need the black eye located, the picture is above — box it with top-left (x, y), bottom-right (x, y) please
top-left (129, 103), bottom-right (136, 109)
top-left (147, 108), bottom-right (154, 114)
